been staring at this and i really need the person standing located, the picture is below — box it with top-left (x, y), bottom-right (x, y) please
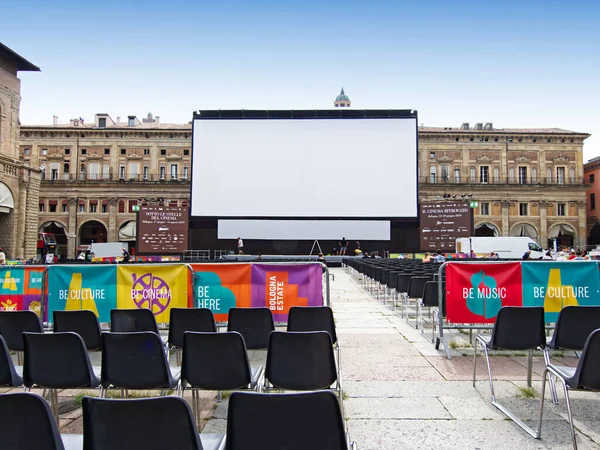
top-left (122, 248), bottom-right (130, 263)
top-left (339, 237), bottom-right (348, 256)
top-left (237, 237), bottom-right (244, 254)
top-left (0, 248), bottom-right (6, 265)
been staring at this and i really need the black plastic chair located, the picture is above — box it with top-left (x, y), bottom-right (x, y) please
top-left (472, 306), bottom-right (546, 437)
top-left (82, 396), bottom-right (225, 450)
top-left (0, 310), bottom-right (42, 364)
top-left (53, 309), bottom-right (102, 351)
top-left (181, 331), bottom-right (263, 425)
top-left (287, 306), bottom-right (340, 367)
top-left (227, 308), bottom-right (274, 350)
top-left (0, 392), bottom-right (73, 450)
top-left (404, 276), bottom-right (431, 324)
top-left (100, 332), bottom-right (180, 397)
top-left (537, 328), bottom-right (600, 448)
top-left (417, 281), bottom-right (439, 342)
top-left (110, 308), bottom-right (159, 334)
top-left (169, 308), bottom-right (216, 365)
top-left (23, 332), bottom-right (100, 419)
top-left (543, 306), bottom-right (600, 404)
top-left (225, 391), bottom-right (356, 450)
top-left (0, 335), bottom-right (22, 387)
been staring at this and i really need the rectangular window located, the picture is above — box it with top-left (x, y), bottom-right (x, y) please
top-left (121, 149), bottom-right (126, 155)
top-left (50, 163), bottom-right (59, 181)
top-left (454, 168), bottom-right (460, 183)
top-left (129, 163), bottom-right (139, 179)
top-left (144, 149), bottom-right (150, 155)
top-left (79, 203), bottom-right (85, 213)
top-left (81, 149), bottom-right (86, 155)
top-left (518, 166), bottom-right (528, 184)
top-left (519, 203), bottom-right (528, 216)
top-left (440, 165), bottom-right (449, 183)
top-left (160, 166), bottom-right (166, 180)
top-left (429, 152), bottom-right (435, 159)
top-left (49, 203), bottom-right (57, 213)
top-left (429, 166), bottom-right (436, 183)
top-left (184, 149), bottom-right (190, 156)
top-left (41, 148), bottom-right (47, 155)
top-left (88, 163), bottom-right (99, 180)
top-left (479, 166), bottom-right (489, 183)
top-left (493, 167), bottom-right (499, 183)
top-left (128, 118), bottom-right (135, 126)
top-left (64, 148), bottom-right (70, 155)
top-left (119, 166), bottom-right (126, 180)
top-left (557, 167), bottom-right (565, 184)
top-left (591, 194), bottom-right (596, 210)
top-left (98, 118), bottom-right (106, 128)
top-left (590, 174), bottom-right (595, 183)
top-left (183, 166), bottom-right (189, 180)
top-left (557, 203), bottom-right (566, 216)
top-left (62, 203), bottom-right (68, 213)
top-left (161, 149), bottom-right (167, 156)
top-left (170, 164), bottom-right (178, 180)
top-left (39, 203), bottom-right (45, 212)
top-left (89, 203), bottom-right (97, 213)
top-left (480, 202), bottom-right (490, 216)
top-left (104, 148), bottom-right (110, 155)
top-left (143, 166), bottom-right (149, 180)
top-left (24, 148), bottom-right (31, 155)
top-left (102, 163), bottom-right (110, 180)
top-left (102, 203), bottom-right (108, 213)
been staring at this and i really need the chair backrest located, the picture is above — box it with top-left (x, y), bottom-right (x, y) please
top-left (0, 311), bottom-right (43, 351)
top-left (227, 308), bottom-right (274, 350)
top-left (266, 331), bottom-right (337, 391)
top-left (0, 393), bottom-right (65, 450)
top-left (110, 308), bottom-right (159, 334)
top-left (549, 306), bottom-right (600, 350)
top-left (395, 274), bottom-right (413, 293)
top-left (407, 276), bottom-right (430, 299)
top-left (23, 332), bottom-right (98, 389)
top-left (225, 391), bottom-right (348, 450)
top-left (182, 331), bottom-right (251, 390)
top-left (0, 335), bottom-right (22, 387)
top-left (101, 332), bottom-right (171, 389)
top-left (287, 306), bottom-right (337, 345)
top-left (490, 307), bottom-right (546, 350)
top-left (573, 328), bottom-right (600, 390)
top-left (168, 308), bottom-right (216, 349)
top-left (53, 310), bottom-right (102, 351)
top-left (421, 281), bottom-right (439, 308)
top-left (82, 396), bottom-right (203, 450)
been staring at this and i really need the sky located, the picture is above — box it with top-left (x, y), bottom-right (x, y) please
top-left (2, 0), bottom-right (599, 159)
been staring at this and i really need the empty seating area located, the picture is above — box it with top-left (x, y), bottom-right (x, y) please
top-left (0, 305), bottom-right (356, 449)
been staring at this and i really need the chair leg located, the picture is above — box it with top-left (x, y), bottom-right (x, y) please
top-left (527, 349), bottom-right (533, 387)
top-left (542, 348), bottom-right (559, 404)
top-left (561, 381), bottom-right (577, 450)
top-left (472, 338), bottom-right (478, 387)
top-left (217, 390), bottom-right (222, 402)
top-left (482, 344), bottom-right (497, 402)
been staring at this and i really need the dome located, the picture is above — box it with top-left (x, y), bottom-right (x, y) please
top-left (335, 88), bottom-right (350, 102)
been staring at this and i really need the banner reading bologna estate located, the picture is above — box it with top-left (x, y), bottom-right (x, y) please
top-left (445, 261), bottom-right (600, 323)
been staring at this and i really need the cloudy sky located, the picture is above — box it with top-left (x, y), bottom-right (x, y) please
top-left (3, 0), bottom-right (599, 159)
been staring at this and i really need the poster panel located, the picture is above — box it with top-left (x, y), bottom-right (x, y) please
top-left (251, 264), bottom-right (323, 322)
top-left (446, 262), bottom-right (522, 324)
top-left (46, 265), bottom-right (117, 323)
top-left (522, 262), bottom-right (600, 322)
top-left (191, 264), bottom-right (251, 322)
top-left (117, 265), bottom-right (190, 323)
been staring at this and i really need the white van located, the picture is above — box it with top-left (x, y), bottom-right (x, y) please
top-left (455, 237), bottom-right (544, 259)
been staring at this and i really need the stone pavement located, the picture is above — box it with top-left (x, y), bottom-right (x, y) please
top-left (3, 267), bottom-right (599, 449)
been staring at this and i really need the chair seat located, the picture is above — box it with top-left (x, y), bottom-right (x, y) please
top-left (548, 364), bottom-right (577, 386)
top-left (60, 432), bottom-right (225, 450)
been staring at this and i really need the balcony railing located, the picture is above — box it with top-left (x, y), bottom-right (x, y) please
top-left (41, 173), bottom-right (190, 183)
top-left (419, 176), bottom-right (588, 186)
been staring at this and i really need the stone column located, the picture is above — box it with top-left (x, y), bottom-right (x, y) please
top-left (67, 197), bottom-right (78, 258)
top-left (578, 201), bottom-right (587, 248)
top-left (108, 197), bottom-right (118, 242)
top-left (17, 180), bottom-right (28, 258)
top-left (501, 200), bottom-right (510, 236)
top-left (539, 200), bottom-right (548, 247)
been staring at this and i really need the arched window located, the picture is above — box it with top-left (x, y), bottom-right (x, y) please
top-left (118, 200), bottom-right (125, 213)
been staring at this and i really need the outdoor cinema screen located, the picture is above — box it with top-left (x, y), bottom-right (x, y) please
top-left (191, 111), bottom-right (418, 219)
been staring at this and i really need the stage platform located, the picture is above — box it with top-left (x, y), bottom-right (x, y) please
top-left (220, 254), bottom-right (359, 266)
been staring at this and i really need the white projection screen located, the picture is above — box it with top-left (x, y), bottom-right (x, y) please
top-left (191, 111), bottom-right (418, 240)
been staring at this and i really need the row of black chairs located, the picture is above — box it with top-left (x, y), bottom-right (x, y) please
top-left (0, 390), bottom-right (357, 450)
top-left (472, 305), bottom-right (600, 448)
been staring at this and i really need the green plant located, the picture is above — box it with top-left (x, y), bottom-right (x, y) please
top-left (516, 386), bottom-right (537, 399)
top-left (74, 391), bottom-right (97, 406)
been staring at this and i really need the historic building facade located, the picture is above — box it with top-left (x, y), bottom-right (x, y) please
top-left (0, 43), bottom-right (41, 259)
top-left (584, 157), bottom-right (600, 246)
top-left (19, 113), bottom-right (191, 258)
top-left (21, 112), bottom-right (590, 257)
top-left (419, 123), bottom-right (590, 249)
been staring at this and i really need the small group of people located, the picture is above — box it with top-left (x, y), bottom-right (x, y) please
top-left (422, 250), bottom-right (446, 263)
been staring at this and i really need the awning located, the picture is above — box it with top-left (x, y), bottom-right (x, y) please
top-left (0, 182), bottom-right (15, 214)
top-left (511, 223), bottom-right (537, 239)
top-left (548, 224), bottom-right (575, 238)
top-left (40, 221), bottom-right (65, 230)
top-left (118, 220), bottom-right (136, 241)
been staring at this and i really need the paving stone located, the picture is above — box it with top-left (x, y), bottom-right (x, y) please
top-left (346, 397), bottom-right (451, 419)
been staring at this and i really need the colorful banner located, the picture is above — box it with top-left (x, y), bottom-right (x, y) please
top-left (46, 265), bottom-right (117, 323)
top-left (251, 264), bottom-right (323, 322)
top-left (191, 264), bottom-right (251, 322)
top-left (522, 262), bottom-right (600, 322)
top-left (0, 267), bottom-right (45, 318)
top-left (446, 263), bottom-right (523, 323)
top-left (116, 265), bottom-right (190, 324)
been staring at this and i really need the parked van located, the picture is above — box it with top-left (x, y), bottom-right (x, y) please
top-left (455, 237), bottom-right (544, 259)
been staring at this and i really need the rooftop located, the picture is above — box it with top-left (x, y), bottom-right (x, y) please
top-left (0, 42), bottom-right (40, 72)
